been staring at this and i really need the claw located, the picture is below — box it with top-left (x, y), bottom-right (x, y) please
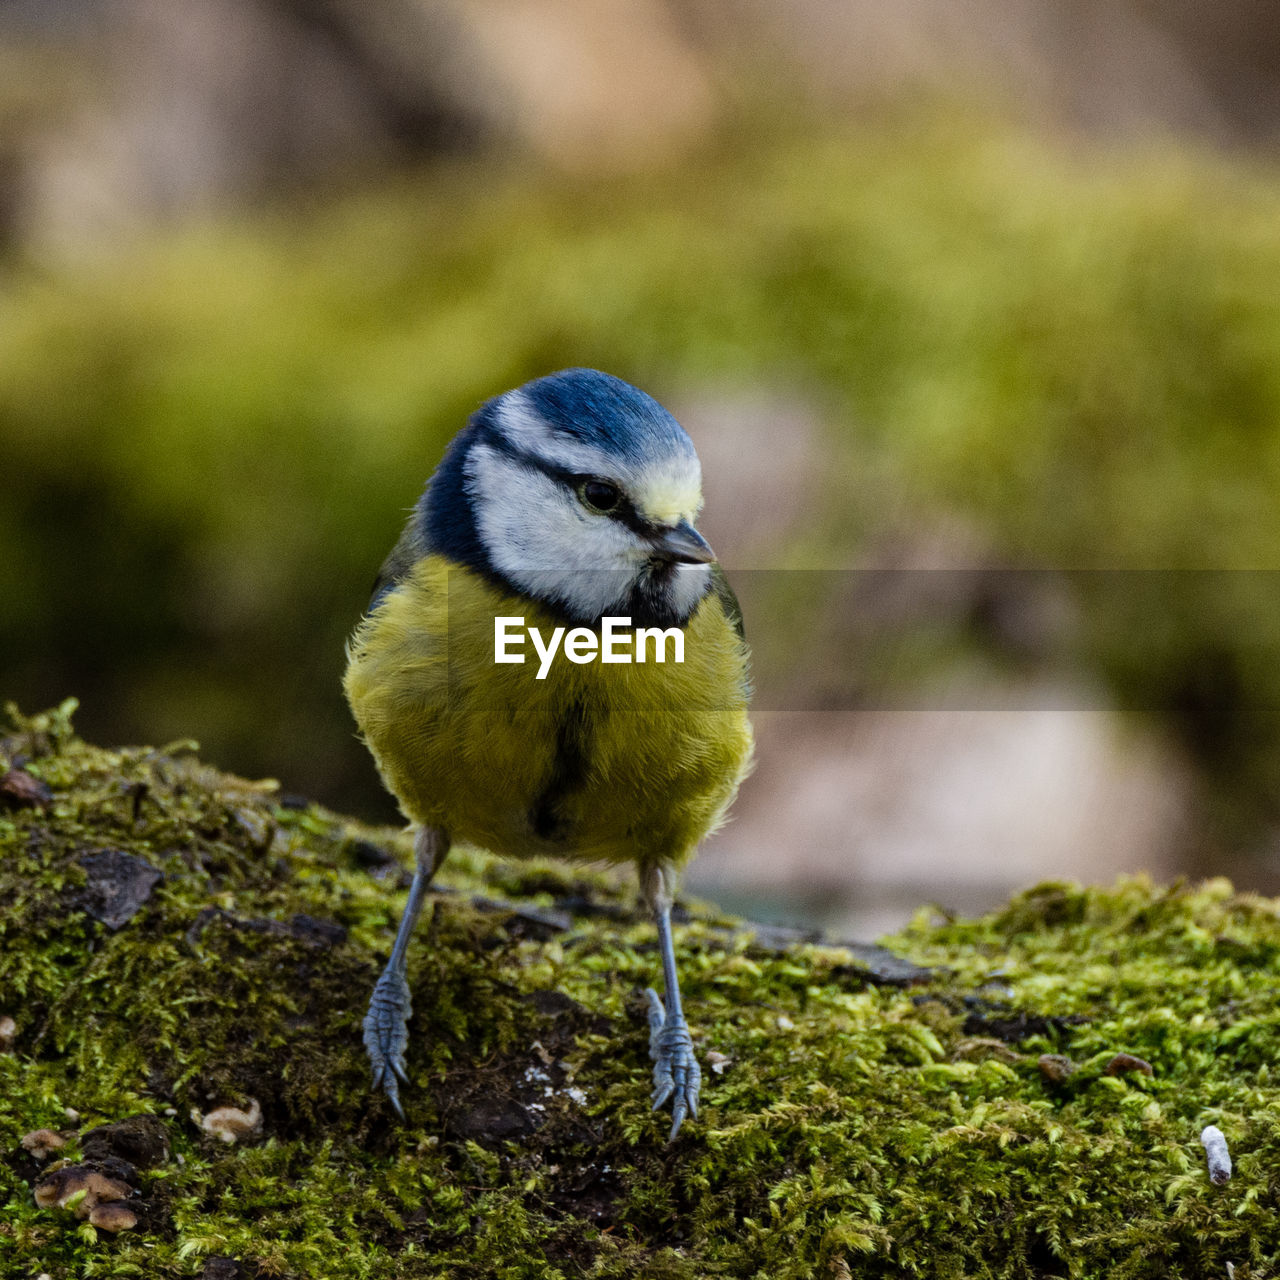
top-left (364, 968), bottom-right (412, 1117)
top-left (670, 1097), bottom-right (687, 1139)
top-left (376, 1069), bottom-right (405, 1120)
top-left (643, 987), bottom-right (702, 1140)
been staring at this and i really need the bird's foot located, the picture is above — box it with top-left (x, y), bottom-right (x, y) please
top-left (363, 967), bottom-right (412, 1118)
top-left (645, 988), bottom-right (701, 1140)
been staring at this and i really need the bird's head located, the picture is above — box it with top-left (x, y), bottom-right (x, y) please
top-left (425, 369), bottom-right (715, 626)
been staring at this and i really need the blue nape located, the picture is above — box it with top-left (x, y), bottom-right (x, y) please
top-left (420, 421), bottom-right (489, 574)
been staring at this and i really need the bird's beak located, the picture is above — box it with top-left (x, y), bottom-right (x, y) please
top-left (654, 519), bottom-right (716, 564)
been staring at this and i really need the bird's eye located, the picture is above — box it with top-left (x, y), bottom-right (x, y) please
top-left (578, 480), bottom-right (621, 513)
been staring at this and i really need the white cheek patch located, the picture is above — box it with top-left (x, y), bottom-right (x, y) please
top-left (667, 563), bottom-right (713, 619)
top-left (465, 442), bottom-right (640, 618)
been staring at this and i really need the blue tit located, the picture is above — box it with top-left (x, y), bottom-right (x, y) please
top-left (344, 368), bottom-right (753, 1138)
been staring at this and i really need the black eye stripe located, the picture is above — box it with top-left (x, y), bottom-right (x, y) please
top-left (474, 428), bottom-right (664, 538)
top-left (479, 430), bottom-right (623, 504)
top-left (576, 479), bottom-right (656, 536)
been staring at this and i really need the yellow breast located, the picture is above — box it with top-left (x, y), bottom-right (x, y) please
top-left (343, 556), bottom-right (753, 867)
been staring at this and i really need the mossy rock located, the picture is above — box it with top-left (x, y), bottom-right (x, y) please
top-left (1, 701), bottom-right (1277, 1278)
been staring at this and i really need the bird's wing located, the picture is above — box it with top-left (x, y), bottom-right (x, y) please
top-left (367, 514), bottom-right (428, 612)
top-left (709, 563), bottom-right (746, 642)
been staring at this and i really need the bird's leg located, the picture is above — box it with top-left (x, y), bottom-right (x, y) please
top-left (641, 862), bottom-right (701, 1140)
top-left (363, 825), bottom-right (450, 1117)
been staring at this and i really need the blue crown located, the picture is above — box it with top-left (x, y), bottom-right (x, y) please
top-left (518, 368), bottom-right (694, 465)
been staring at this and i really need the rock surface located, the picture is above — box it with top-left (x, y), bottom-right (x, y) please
top-left (0, 702), bottom-right (1273, 1278)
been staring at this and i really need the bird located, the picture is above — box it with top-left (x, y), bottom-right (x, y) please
top-left (343, 367), bottom-right (753, 1138)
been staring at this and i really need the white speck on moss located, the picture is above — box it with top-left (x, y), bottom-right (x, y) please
top-left (1201, 1124), bottom-right (1232, 1185)
top-left (198, 1098), bottom-right (262, 1144)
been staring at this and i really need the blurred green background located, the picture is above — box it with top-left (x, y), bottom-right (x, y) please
top-left (4, 0), bottom-right (1280, 931)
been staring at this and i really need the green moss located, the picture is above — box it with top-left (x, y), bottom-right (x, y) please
top-left (1, 703), bottom-right (1277, 1277)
